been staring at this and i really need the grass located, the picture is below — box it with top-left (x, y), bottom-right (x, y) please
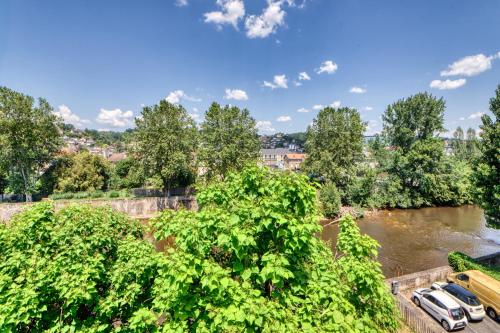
top-left (48, 189), bottom-right (132, 201)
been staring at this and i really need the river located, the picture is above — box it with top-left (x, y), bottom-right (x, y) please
top-left (321, 205), bottom-right (500, 278)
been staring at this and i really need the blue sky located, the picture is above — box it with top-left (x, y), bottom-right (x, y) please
top-left (1, 0), bottom-right (499, 135)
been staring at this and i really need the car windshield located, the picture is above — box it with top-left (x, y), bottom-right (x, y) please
top-left (466, 296), bottom-right (480, 306)
top-left (450, 308), bottom-right (464, 320)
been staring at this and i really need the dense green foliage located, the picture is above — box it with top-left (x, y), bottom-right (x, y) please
top-left (111, 157), bottom-right (146, 189)
top-left (319, 182), bottom-right (341, 218)
top-left (451, 127), bottom-right (480, 162)
top-left (0, 166), bottom-right (398, 332)
top-left (448, 252), bottom-right (499, 281)
top-left (150, 166), bottom-right (397, 332)
top-left (383, 92), bottom-right (445, 152)
top-left (0, 202), bottom-right (160, 331)
top-left (55, 151), bottom-right (112, 193)
top-left (0, 86), bottom-right (63, 201)
top-left (199, 103), bottom-right (260, 180)
top-left (132, 100), bottom-right (198, 194)
top-left (472, 85), bottom-right (500, 228)
top-left (48, 189), bottom-right (131, 200)
top-left (304, 107), bottom-right (365, 190)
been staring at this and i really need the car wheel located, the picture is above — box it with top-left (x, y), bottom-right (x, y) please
top-left (464, 309), bottom-right (471, 321)
top-left (413, 297), bottom-right (420, 307)
top-left (441, 320), bottom-right (451, 332)
top-left (487, 307), bottom-right (497, 320)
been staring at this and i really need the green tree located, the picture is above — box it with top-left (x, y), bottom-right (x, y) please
top-left (150, 166), bottom-right (397, 332)
top-left (465, 127), bottom-right (480, 161)
top-left (472, 85), bottom-right (500, 228)
top-left (304, 107), bottom-right (365, 190)
top-left (319, 181), bottom-right (341, 218)
top-left (0, 166), bottom-right (7, 201)
top-left (199, 103), bottom-right (260, 180)
top-left (451, 126), bottom-right (467, 161)
top-left (0, 87), bottom-right (62, 201)
top-left (112, 157), bottom-right (145, 189)
top-left (133, 101), bottom-right (198, 195)
top-left (56, 151), bottom-right (111, 193)
top-left (383, 92), bottom-right (445, 152)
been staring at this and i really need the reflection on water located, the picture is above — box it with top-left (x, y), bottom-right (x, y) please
top-left (321, 205), bottom-right (500, 278)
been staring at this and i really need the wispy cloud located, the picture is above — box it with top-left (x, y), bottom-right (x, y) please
top-left (53, 105), bottom-right (90, 128)
top-left (430, 78), bottom-right (466, 90)
top-left (245, 0), bottom-right (286, 38)
top-left (175, 0), bottom-right (188, 7)
top-left (297, 107), bottom-right (309, 113)
top-left (350, 86), bottom-right (366, 94)
top-left (263, 74), bottom-right (288, 89)
top-left (276, 115), bottom-right (291, 122)
top-left (440, 52), bottom-right (500, 77)
top-left (298, 71), bottom-right (311, 81)
top-left (96, 108), bottom-right (134, 128)
top-left (468, 111), bottom-right (485, 119)
top-left (224, 88), bottom-right (249, 100)
top-left (166, 90), bottom-right (201, 104)
top-left (204, 0), bottom-right (245, 29)
top-left (316, 60), bottom-right (338, 74)
top-left (256, 120), bottom-right (276, 133)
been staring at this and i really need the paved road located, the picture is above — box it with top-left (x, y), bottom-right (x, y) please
top-left (408, 296), bottom-right (499, 332)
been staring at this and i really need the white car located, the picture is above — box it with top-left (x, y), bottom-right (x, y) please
top-left (412, 288), bottom-right (467, 331)
top-left (431, 282), bottom-right (486, 321)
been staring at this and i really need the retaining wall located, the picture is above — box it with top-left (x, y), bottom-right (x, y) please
top-left (0, 196), bottom-right (197, 222)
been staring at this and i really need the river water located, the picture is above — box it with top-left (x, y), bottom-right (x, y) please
top-left (321, 206), bottom-right (500, 278)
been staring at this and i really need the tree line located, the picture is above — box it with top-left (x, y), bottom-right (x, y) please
top-left (0, 85), bottom-right (498, 226)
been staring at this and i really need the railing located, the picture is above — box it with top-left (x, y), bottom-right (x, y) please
top-left (395, 294), bottom-right (443, 333)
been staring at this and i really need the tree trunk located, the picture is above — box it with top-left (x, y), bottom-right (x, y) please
top-left (25, 193), bottom-right (33, 202)
top-left (163, 179), bottom-right (171, 198)
top-left (20, 168), bottom-right (32, 202)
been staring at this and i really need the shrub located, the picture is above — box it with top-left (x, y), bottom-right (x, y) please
top-left (0, 202), bottom-right (160, 331)
top-left (108, 190), bottom-right (120, 198)
top-left (448, 251), bottom-right (499, 281)
top-left (319, 181), bottom-right (341, 218)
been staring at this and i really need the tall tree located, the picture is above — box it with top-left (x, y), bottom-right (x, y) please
top-left (0, 87), bottom-right (62, 201)
top-left (133, 100), bottom-right (198, 195)
top-left (199, 103), bottom-right (260, 180)
top-left (304, 107), bottom-right (365, 189)
top-left (451, 126), bottom-right (467, 161)
top-left (465, 127), bottom-right (480, 160)
top-left (473, 85), bottom-right (500, 228)
top-left (383, 92), bottom-right (445, 152)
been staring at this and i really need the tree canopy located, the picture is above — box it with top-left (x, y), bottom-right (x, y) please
top-left (199, 103), bottom-right (260, 180)
top-left (132, 100), bottom-right (198, 194)
top-left (0, 166), bottom-right (398, 332)
top-left (472, 85), bottom-right (500, 228)
top-left (304, 107), bottom-right (365, 190)
top-left (0, 86), bottom-right (62, 201)
top-left (383, 92), bottom-right (445, 152)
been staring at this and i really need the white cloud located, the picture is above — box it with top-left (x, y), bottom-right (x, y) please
top-left (224, 88), bottom-right (249, 100)
top-left (256, 120), bottom-right (275, 133)
top-left (312, 104), bottom-right (324, 110)
top-left (430, 78), bottom-right (466, 90)
top-left (364, 106), bottom-right (373, 111)
top-left (459, 117), bottom-right (465, 121)
top-left (175, 0), bottom-right (188, 7)
top-left (96, 108), bottom-right (134, 128)
top-left (350, 86), bottom-right (367, 94)
top-left (165, 90), bottom-right (201, 104)
top-left (298, 71), bottom-right (311, 81)
top-left (468, 112), bottom-right (485, 119)
top-left (441, 52), bottom-right (500, 77)
top-left (189, 113), bottom-right (201, 121)
top-left (204, 0), bottom-right (245, 29)
top-left (263, 74), bottom-right (288, 89)
top-left (276, 115), bottom-right (291, 122)
top-left (53, 105), bottom-right (90, 128)
top-left (293, 81), bottom-right (302, 87)
top-left (245, 0), bottom-right (286, 39)
top-left (330, 100), bottom-right (341, 108)
top-left (316, 60), bottom-right (338, 74)
top-left (297, 107), bottom-right (309, 113)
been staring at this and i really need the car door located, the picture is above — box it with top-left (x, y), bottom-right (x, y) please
top-left (422, 295), bottom-right (439, 320)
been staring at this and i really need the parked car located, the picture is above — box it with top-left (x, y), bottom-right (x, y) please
top-left (447, 270), bottom-right (500, 321)
top-left (431, 282), bottom-right (485, 321)
top-left (412, 288), bottom-right (467, 331)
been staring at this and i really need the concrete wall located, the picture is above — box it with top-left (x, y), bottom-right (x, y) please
top-left (386, 265), bottom-right (453, 293)
top-left (0, 196), bottom-right (197, 222)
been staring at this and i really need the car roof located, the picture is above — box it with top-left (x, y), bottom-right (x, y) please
top-left (430, 290), bottom-right (460, 308)
top-left (444, 283), bottom-right (477, 298)
top-left (461, 270), bottom-right (500, 291)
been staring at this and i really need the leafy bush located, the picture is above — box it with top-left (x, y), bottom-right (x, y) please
top-left (448, 251), bottom-right (500, 281)
top-left (150, 166), bottom-right (398, 332)
top-left (1, 166), bottom-right (399, 332)
top-left (0, 202), bottom-right (160, 331)
top-left (320, 181), bottom-right (341, 218)
top-left (108, 190), bottom-right (120, 198)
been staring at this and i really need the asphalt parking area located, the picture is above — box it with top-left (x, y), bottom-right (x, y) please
top-left (406, 294), bottom-right (499, 332)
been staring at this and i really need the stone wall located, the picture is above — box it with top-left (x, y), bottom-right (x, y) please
top-left (0, 196), bottom-right (197, 222)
